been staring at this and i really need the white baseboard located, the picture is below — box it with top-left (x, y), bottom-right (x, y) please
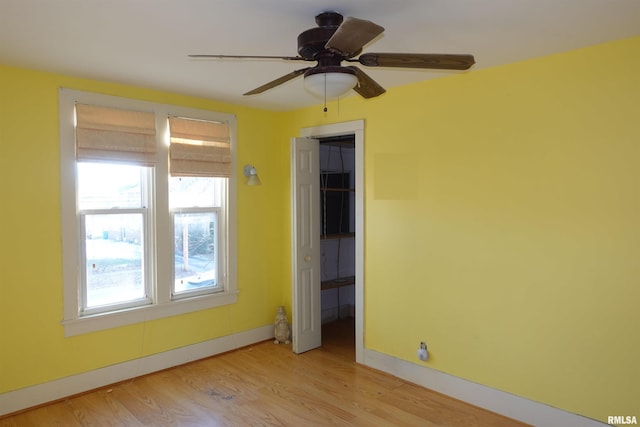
top-left (0, 325), bottom-right (273, 417)
top-left (362, 349), bottom-right (608, 427)
top-left (1, 329), bottom-right (610, 426)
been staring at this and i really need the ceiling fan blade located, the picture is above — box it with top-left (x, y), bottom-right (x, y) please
top-left (243, 67), bottom-right (310, 96)
top-left (347, 66), bottom-right (386, 99)
top-left (325, 17), bottom-right (385, 57)
top-left (189, 54), bottom-right (308, 61)
top-left (357, 53), bottom-right (475, 70)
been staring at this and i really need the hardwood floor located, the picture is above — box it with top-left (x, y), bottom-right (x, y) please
top-left (1, 319), bottom-right (529, 426)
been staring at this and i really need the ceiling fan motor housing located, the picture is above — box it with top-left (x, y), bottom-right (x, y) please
top-left (297, 12), bottom-right (355, 61)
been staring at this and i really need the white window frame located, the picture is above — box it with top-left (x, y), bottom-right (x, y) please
top-left (80, 193), bottom-right (154, 314)
top-left (59, 88), bottom-right (238, 337)
top-left (171, 195), bottom-right (224, 299)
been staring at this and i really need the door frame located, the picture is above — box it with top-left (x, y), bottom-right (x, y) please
top-left (297, 120), bottom-right (365, 363)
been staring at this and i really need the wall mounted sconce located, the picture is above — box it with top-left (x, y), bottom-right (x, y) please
top-left (243, 164), bottom-right (262, 186)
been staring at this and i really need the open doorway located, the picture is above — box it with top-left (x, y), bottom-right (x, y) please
top-left (319, 135), bottom-right (356, 359)
top-left (293, 120), bottom-right (364, 362)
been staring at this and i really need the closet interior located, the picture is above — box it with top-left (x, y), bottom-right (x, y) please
top-left (319, 135), bottom-right (355, 327)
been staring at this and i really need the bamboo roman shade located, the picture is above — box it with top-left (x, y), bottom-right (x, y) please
top-left (168, 116), bottom-right (231, 178)
top-left (75, 104), bottom-right (157, 165)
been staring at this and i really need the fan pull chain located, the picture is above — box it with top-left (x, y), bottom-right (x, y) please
top-left (323, 73), bottom-right (328, 112)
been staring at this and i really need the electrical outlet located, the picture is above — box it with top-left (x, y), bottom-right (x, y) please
top-left (418, 341), bottom-right (428, 361)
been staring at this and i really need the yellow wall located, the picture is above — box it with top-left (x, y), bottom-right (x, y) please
top-left (0, 65), bottom-right (289, 392)
top-left (1, 35), bottom-right (639, 424)
top-left (284, 36), bottom-right (640, 422)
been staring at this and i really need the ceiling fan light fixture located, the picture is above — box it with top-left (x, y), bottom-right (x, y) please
top-left (303, 68), bottom-right (358, 99)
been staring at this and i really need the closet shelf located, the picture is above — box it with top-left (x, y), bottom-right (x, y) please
top-left (321, 232), bottom-right (355, 240)
top-left (322, 187), bottom-right (355, 192)
top-left (321, 276), bottom-right (355, 291)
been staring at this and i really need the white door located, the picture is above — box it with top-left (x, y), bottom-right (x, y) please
top-left (291, 137), bottom-right (321, 354)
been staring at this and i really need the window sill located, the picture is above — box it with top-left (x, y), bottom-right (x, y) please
top-left (61, 291), bottom-right (239, 337)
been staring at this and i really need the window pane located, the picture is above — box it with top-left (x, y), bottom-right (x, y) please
top-left (169, 176), bottom-right (221, 208)
top-left (84, 213), bottom-right (146, 308)
top-left (174, 212), bottom-right (218, 294)
top-left (78, 163), bottom-right (144, 210)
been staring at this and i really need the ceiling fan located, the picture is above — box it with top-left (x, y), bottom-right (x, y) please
top-left (189, 11), bottom-right (475, 100)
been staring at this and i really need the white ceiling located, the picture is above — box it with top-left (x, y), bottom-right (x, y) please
top-left (1, 0), bottom-right (639, 111)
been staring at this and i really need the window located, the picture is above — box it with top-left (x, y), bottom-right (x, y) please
top-left (79, 162), bottom-right (152, 313)
top-left (59, 89), bottom-right (237, 336)
top-left (170, 176), bottom-right (223, 296)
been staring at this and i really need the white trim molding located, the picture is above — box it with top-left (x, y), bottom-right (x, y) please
top-left (0, 325), bottom-right (273, 417)
top-left (0, 329), bottom-right (609, 425)
top-left (300, 119), bottom-right (365, 364)
top-left (362, 349), bottom-right (609, 427)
